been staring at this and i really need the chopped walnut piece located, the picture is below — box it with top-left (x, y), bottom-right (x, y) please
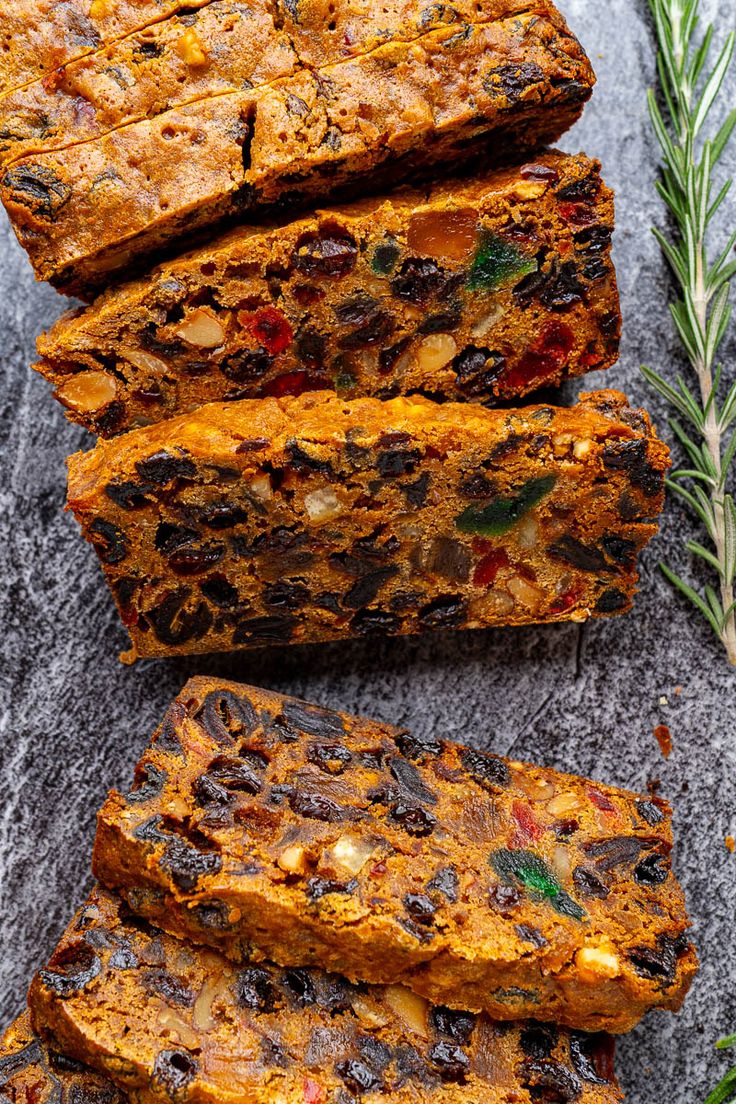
top-left (57, 371), bottom-right (118, 413)
top-left (384, 985), bottom-right (429, 1037)
top-left (174, 310), bottom-right (225, 349)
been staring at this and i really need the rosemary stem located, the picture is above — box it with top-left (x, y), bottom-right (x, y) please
top-left (648, 0), bottom-right (736, 665)
top-left (693, 241), bottom-right (736, 663)
top-left (697, 343), bottom-right (736, 664)
top-left (697, 252), bottom-right (736, 662)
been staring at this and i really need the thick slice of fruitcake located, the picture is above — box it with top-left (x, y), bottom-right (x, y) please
top-left (66, 390), bottom-right (667, 658)
top-left (92, 676), bottom-right (696, 1032)
top-left (36, 152), bottom-right (619, 436)
top-left (27, 886), bottom-right (623, 1104)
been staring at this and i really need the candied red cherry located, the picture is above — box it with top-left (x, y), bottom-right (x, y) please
top-left (498, 321), bottom-right (575, 391)
top-left (550, 583), bottom-right (584, 614)
top-left (293, 283), bottom-right (326, 306)
top-left (238, 307), bottom-right (293, 355)
top-left (261, 370), bottom-right (327, 398)
top-left (473, 547), bottom-right (509, 587)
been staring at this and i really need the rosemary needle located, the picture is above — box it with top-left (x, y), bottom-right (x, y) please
top-left (705, 1035), bottom-right (736, 1104)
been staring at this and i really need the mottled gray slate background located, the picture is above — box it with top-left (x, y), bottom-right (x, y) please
top-left (1, 0), bottom-right (735, 1099)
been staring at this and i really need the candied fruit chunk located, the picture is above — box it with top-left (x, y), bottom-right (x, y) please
top-left (499, 321), bottom-right (575, 391)
top-left (261, 371), bottom-right (325, 398)
top-left (468, 231), bottom-right (537, 292)
top-left (472, 547), bottom-right (510, 587)
top-left (406, 207), bottom-right (479, 262)
top-left (370, 238), bottom-right (400, 275)
top-left (456, 476), bottom-right (556, 537)
top-left (490, 849), bottom-right (586, 921)
top-left (238, 307), bottom-right (293, 356)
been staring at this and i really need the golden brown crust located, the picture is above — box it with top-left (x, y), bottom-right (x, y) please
top-left (1, 6), bottom-right (594, 293)
top-left (278, 0), bottom-right (538, 67)
top-left (27, 886), bottom-right (624, 1104)
top-left (91, 676), bottom-right (696, 1034)
top-left (0, 3), bottom-right (297, 170)
top-left (36, 151), bottom-right (620, 435)
top-left (65, 390), bottom-right (668, 658)
top-left (0, 1), bottom-right (212, 97)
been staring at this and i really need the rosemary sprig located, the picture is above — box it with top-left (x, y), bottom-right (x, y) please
top-left (643, 0), bottom-right (736, 665)
top-left (705, 1034), bottom-right (736, 1104)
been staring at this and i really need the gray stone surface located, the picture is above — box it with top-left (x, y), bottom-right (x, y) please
top-left (1, 1), bottom-right (735, 1099)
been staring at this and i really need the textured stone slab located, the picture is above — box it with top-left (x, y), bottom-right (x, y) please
top-left (0, 2), bottom-right (735, 1102)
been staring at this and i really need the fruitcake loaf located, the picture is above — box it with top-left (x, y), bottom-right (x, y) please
top-left (2, 6), bottom-right (594, 293)
top-left (0, 0), bottom-right (543, 172)
top-left (0, 3), bottom-right (298, 171)
top-left (36, 152), bottom-right (620, 436)
top-left (0, 1011), bottom-right (127, 1104)
top-left (66, 389), bottom-right (668, 659)
top-left (27, 887), bottom-right (624, 1104)
top-left (0, 2), bottom-right (211, 97)
top-left (91, 677), bottom-right (697, 1034)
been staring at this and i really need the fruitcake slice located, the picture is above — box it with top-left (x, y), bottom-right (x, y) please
top-left (2, 6), bottom-right (594, 294)
top-left (36, 151), bottom-right (620, 436)
top-left (93, 677), bottom-right (697, 1033)
top-left (66, 390), bottom-right (667, 659)
top-left (0, 1), bottom-right (212, 97)
top-left (27, 886), bottom-right (623, 1104)
top-left (0, 1011), bottom-right (127, 1104)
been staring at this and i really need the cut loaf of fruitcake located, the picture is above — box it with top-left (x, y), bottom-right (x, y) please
top-left (1, 3), bottom-right (594, 293)
top-left (92, 676), bottom-right (697, 1033)
top-left (25, 887), bottom-right (624, 1104)
top-left (66, 390), bottom-right (668, 659)
top-left (36, 151), bottom-right (620, 436)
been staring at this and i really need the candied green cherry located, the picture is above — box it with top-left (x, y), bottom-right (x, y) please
top-left (468, 230), bottom-right (537, 292)
top-left (371, 238), bottom-right (401, 275)
top-left (490, 848), bottom-right (586, 921)
top-left (455, 475), bottom-right (556, 536)
top-left (335, 368), bottom-right (358, 396)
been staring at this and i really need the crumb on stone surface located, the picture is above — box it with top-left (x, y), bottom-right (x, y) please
top-left (653, 724), bottom-right (673, 759)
